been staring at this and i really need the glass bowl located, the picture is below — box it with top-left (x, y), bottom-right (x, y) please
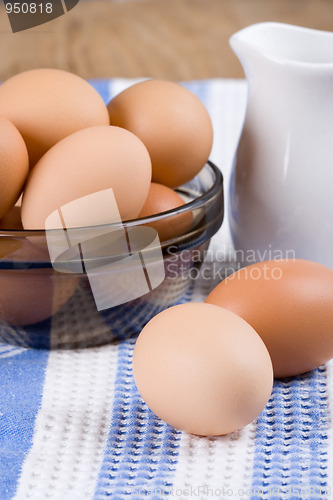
top-left (0, 161), bottom-right (223, 349)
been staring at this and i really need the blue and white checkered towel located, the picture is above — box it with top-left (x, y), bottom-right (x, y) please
top-left (0, 79), bottom-right (331, 500)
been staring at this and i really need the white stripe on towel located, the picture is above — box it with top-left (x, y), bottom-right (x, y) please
top-left (171, 422), bottom-right (257, 499)
top-left (13, 345), bottom-right (118, 500)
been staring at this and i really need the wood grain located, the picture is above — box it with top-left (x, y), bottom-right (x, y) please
top-left (0, 0), bottom-right (332, 81)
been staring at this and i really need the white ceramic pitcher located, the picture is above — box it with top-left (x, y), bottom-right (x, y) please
top-left (229, 22), bottom-right (333, 268)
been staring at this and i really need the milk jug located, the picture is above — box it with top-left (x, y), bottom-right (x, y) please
top-left (229, 22), bottom-right (333, 268)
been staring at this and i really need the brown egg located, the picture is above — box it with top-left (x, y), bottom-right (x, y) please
top-left (0, 235), bottom-right (49, 262)
top-left (108, 79), bottom-right (213, 188)
top-left (137, 182), bottom-right (192, 241)
top-left (0, 206), bottom-right (23, 230)
top-left (0, 117), bottom-right (29, 218)
top-left (0, 237), bottom-right (78, 326)
top-left (0, 68), bottom-right (109, 166)
top-left (21, 126), bottom-right (152, 229)
top-left (132, 302), bottom-right (273, 436)
top-left (0, 238), bottom-right (23, 259)
top-left (205, 259), bottom-right (333, 378)
top-left (0, 270), bottom-right (78, 326)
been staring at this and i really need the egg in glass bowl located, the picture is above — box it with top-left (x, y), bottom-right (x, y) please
top-left (0, 161), bottom-right (223, 349)
top-left (0, 71), bottom-right (223, 349)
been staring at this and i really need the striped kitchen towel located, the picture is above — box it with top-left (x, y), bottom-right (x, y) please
top-left (0, 79), bottom-right (331, 500)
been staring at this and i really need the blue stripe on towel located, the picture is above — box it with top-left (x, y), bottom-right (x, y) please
top-left (93, 339), bottom-right (181, 499)
top-left (181, 79), bottom-right (208, 103)
top-left (0, 348), bottom-right (49, 499)
top-left (89, 79), bottom-right (114, 104)
top-left (250, 366), bottom-right (328, 500)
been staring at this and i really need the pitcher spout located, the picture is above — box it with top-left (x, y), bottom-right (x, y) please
top-left (230, 22), bottom-right (333, 76)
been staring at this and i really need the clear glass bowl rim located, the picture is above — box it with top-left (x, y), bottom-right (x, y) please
top-left (0, 160), bottom-right (223, 237)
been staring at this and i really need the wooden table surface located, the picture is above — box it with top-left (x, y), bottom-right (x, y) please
top-left (0, 0), bottom-right (332, 81)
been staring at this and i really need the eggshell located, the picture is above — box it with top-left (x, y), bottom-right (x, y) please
top-left (0, 117), bottom-right (29, 218)
top-left (0, 68), bottom-right (109, 166)
top-left (137, 182), bottom-right (192, 241)
top-left (108, 79), bottom-right (213, 188)
top-left (205, 259), bottom-right (333, 378)
top-left (21, 126), bottom-right (152, 230)
top-left (0, 237), bottom-right (23, 259)
top-left (0, 232), bottom-right (78, 326)
top-left (0, 270), bottom-right (78, 326)
top-left (132, 302), bottom-right (273, 436)
top-left (0, 235), bottom-right (49, 262)
top-left (0, 206), bottom-right (23, 230)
